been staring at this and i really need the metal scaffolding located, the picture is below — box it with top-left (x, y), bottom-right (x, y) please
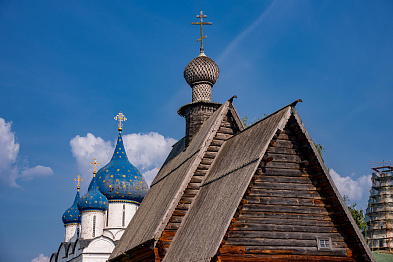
top-left (366, 161), bottom-right (393, 251)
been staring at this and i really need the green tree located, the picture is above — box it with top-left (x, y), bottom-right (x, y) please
top-left (241, 115), bottom-right (267, 128)
top-left (343, 195), bottom-right (367, 237)
top-left (314, 142), bottom-right (325, 157)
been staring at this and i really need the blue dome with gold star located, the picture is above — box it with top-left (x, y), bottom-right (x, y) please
top-left (96, 132), bottom-right (148, 204)
top-left (62, 190), bottom-right (81, 225)
top-left (78, 176), bottom-right (108, 212)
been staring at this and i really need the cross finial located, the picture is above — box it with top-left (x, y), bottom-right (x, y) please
top-left (114, 111), bottom-right (127, 132)
top-left (191, 10), bottom-right (212, 55)
top-left (90, 158), bottom-right (100, 176)
top-left (74, 174), bottom-right (83, 191)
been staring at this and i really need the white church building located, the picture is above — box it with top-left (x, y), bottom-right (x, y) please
top-left (50, 113), bottom-right (149, 262)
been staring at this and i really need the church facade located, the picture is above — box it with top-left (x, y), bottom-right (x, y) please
top-left (109, 12), bottom-right (375, 262)
top-left (50, 114), bottom-right (149, 262)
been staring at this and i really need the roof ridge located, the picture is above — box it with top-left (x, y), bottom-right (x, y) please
top-left (227, 98), bottom-right (302, 141)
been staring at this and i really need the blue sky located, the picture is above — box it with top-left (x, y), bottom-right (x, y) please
top-left (1, 1), bottom-right (393, 261)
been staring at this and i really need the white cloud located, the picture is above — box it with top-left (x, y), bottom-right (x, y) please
top-left (0, 118), bottom-right (53, 188)
top-left (31, 254), bottom-right (49, 262)
top-left (143, 167), bottom-right (160, 185)
top-left (70, 133), bottom-right (113, 184)
top-left (123, 132), bottom-right (177, 171)
top-left (329, 169), bottom-right (371, 201)
top-left (70, 132), bottom-right (176, 187)
top-left (20, 165), bottom-right (54, 180)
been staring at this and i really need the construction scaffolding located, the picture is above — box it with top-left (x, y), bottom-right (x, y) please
top-left (365, 161), bottom-right (393, 251)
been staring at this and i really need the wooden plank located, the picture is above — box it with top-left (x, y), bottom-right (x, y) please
top-left (198, 164), bottom-right (210, 170)
top-left (207, 145), bottom-right (221, 152)
top-left (230, 223), bottom-right (338, 233)
top-left (243, 197), bottom-right (325, 207)
top-left (266, 146), bottom-right (300, 155)
top-left (244, 246), bottom-right (348, 257)
top-left (241, 205), bottom-right (329, 215)
top-left (178, 198), bottom-right (192, 205)
top-left (204, 151), bottom-right (217, 159)
top-left (237, 211), bottom-right (330, 221)
top-left (193, 169), bottom-right (207, 176)
top-left (254, 175), bottom-right (312, 184)
top-left (253, 181), bottom-right (317, 191)
top-left (165, 222), bottom-right (181, 230)
top-left (215, 133), bottom-right (227, 140)
top-left (220, 253), bottom-right (353, 262)
top-left (261, 167), bottom-right (305, 176)
top-left (219, 126), bottom-right (236, 134)
top-left (272, 139), bottom-right (300, 149)
top-left (210, 139), bottom-right (224, 146)
top-left (227, 230), bottom-right (345, 242)
top-left (175, 203), bottom-right (190, 210)
top-left (224, 238), bottom-right (346, 248)
top-left (263, 153), bottom-right (302, 163)
top-left (190, 176), bottom-right (203, 183)
top-left (200, 158), bottom-right (214, 165)
top-left (186, 182), bottom-right (200, 190)
top-left (248, 189), bottom-right (322, 199)
top-left (262, 161), bottom-right (300, 169)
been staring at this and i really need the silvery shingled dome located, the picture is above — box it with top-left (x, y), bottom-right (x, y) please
top-left (184, 54), bottom-right (220, 87)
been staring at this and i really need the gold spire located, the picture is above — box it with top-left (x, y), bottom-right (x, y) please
top-left (114, 111), bottom-right (127, 132)
top-left (191, 10), bottom-right (212, 55)
top-left (74, 174), bottom-right (83, 191)
top-left (90, 158), bottom-right (100, 176)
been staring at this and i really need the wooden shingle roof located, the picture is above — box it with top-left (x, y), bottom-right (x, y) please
top-left (163, 106), bottom-right (291, 262)
top-left (110, 101), bottom-right (233, 260)
top-left (110, 100), bottom-right (375, 262)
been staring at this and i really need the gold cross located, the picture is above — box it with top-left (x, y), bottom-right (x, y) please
top-left (191, 11), bottom-right (212, 54)
top-left (90, 158), bottom-right (100, 175)
top-left (114, 111), bottom-right (127, 132)
top-left (74, 174), bottom-right (83, 191)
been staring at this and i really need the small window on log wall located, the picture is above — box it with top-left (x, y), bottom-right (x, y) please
top-left (317, 237), bottom-right (332, 251)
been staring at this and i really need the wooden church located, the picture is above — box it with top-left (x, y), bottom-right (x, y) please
top-left (109, 12), bottom-right (374, 262)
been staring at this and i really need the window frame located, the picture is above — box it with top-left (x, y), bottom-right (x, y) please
top-left (316, 237), bottom-right (332, 251)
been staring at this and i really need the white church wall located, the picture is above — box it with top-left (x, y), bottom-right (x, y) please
top-left (57, 243), bottom-right (67, 262)
top-left (81, 237), bottom-right (115, 262)
top-left (105, 201), bottom-right (137, 229)
top-left (114, 228), bottom-right (125, 240)
top-left (102, 229), bottom-right (115, 239)
top-left (65, 223), bottom-right (79, 242)
top-left (81, 211), bottom-right (105, 239)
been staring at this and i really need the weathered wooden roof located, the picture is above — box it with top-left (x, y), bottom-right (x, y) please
top-left (110, 101), bottom-right (232, 260)
top-left (162, 105), bottom-right (292, 262)
top-left (161, 137), bottom-right (185, 166)
top-left (110, 99), bottom-right (374, 262)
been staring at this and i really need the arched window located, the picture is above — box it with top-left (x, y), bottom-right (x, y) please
top-left (93, 215), bottom-right (96, 238)
top-left (76, 227), bottom-right (80, 237)
top-left (106, 208), bottom-right (109, 227)
top-left (122, 204), bottom-right (126, 227)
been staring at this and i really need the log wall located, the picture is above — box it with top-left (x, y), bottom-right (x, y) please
top-left (217, 116), bottom-right (356, 261)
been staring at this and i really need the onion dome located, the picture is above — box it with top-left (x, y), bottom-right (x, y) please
top-left (95, 112), bottom-right (148, 204)
top-left (96, 131), bottom-right (148, 204)
top-left (62, 190), bottom-right (81, 225)
top-left (184, 54), bottom-right (220, 87)
top-left (78, 175), bottom-right (108, 212)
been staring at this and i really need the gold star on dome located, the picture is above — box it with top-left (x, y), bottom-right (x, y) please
top-left (114, 111), bottom-right (127, 132)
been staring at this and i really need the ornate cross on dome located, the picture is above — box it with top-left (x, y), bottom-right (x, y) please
top-left (191, 10), bottom-right (212, 54)
top-left (114, 111), bottom-right (127, 132)
top-left (90, 158), bottom-right (100, 175)
top-left (74, 174), bottom-right (83, 191)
